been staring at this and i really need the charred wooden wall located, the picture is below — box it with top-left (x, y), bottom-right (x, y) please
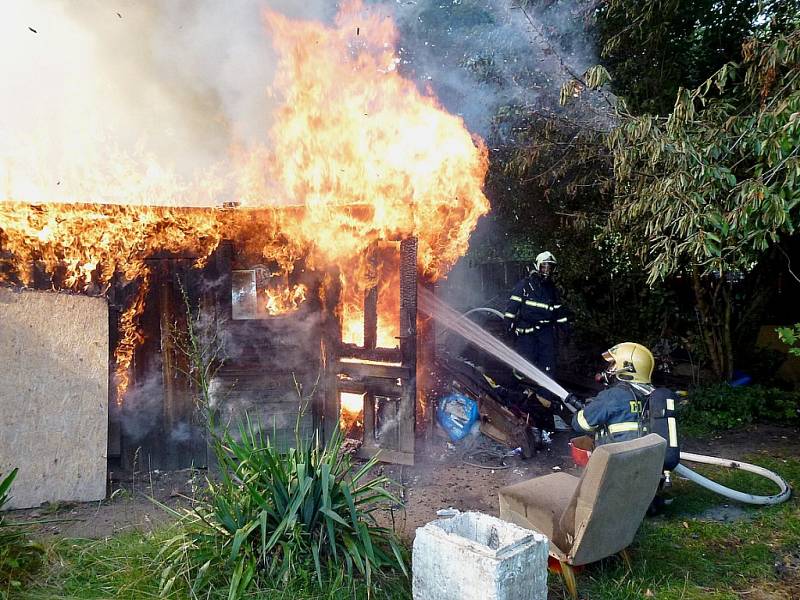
top-left (112, 242), bottom-right (340, 471)
top-left (207, 242), bottom-right (340, 452)
top-left (112, 258), bottom-right (208, 471)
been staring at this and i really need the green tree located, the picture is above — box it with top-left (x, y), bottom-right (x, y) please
top-left (596, 0), bottom-right (800, 114)
top-left (605, 28), bottom-right (800, 379)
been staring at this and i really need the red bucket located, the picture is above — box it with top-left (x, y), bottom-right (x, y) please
top-left (569, 436), bottom-right (594, 467)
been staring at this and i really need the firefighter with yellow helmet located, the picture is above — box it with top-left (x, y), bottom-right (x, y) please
top-left (572, 342), bottom-right (656, 445)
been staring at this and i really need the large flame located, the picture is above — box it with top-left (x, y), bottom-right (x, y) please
top-left (0, 1), bottom-right (489, 403)
top-left (252, 2), bottom-right (489, 275)
top-left (264, 283), bottom-right (308, 316)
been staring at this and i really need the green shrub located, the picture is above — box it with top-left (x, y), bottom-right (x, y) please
top-left (0, 469), bottom-right (44, 598)
top-left (679, 384), bottom-right (800, 435)
top-left (777, 323), bottom-right (800, 357)
top-left (157, 417), bottom-right (407, 599)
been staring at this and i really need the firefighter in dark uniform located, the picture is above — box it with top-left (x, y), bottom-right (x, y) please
top-left (572, 342), bottom-right (656, 445)
top-left (503, 251), bottom-right (569, 377)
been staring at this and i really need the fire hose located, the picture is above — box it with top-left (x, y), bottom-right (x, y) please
top-left (437, 300), bottom-right (792, 507)
top-left (673, 454), bottom-right (791, 505)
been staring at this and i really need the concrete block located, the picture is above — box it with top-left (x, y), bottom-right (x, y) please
top-left (0, 288), bottom-right (108, 509)
top-left (412, 511), bottom-right (548, 600)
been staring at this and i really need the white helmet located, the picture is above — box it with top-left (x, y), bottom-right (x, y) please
top-left (534, 251), bottom-right (557, 278)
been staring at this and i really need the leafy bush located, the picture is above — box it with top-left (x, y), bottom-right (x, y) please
top-left (777, 324), bottom-right (800, 357)
top-left (679, 384), bottom-right (800, 435)
top-left (0, 469), bottom-right (44, 598)
top-left (157, 417), bottom-right (407, 599)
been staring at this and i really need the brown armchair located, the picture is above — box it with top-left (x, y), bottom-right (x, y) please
top-left (499, 434), bottom-right (667, 598)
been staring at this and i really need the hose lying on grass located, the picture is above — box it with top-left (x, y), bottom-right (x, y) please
top-left (674, 452), bottom-right (792, 506)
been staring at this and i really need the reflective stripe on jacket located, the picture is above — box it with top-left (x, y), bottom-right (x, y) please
top-left (504, 274), bottom-right (569, 333)
top-left (572, 384), bottom-right (642, 444)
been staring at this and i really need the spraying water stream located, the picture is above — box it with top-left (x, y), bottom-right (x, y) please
top-left (418, 288), bottom-right (569, 400)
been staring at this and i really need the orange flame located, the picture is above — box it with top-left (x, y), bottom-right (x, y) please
top-left (253, 2), bottom-right (489, 275)
top-left (0, 1), bottom-right (490, 404)
top-left (264, 283), bottom-right (307, 316)
top-left (253, 1), bottom-right (489, 343)
top-left (114, 271), bottom-right (151, 405)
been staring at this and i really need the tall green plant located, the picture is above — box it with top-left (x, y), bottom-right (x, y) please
top-left (0, 469), bottom-right (16, 512)
top-left (157, 418), bottom-right (406, 599)
top-left (171, 280), bottom-right (227, 426)
top-left (595, 0), bottom-right (799, 114)
top-left (777, 323), bottom-right (800, 357)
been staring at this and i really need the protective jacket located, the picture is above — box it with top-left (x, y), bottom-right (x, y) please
top-left (572, 383), bottom-right (643, 445)
top-left (504, 274), bottom-right (569, 335)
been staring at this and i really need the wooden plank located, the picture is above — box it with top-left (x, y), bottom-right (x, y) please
top-left (364, 274), bottom-right (378, 351)
top-left (339, 344), bottom-right (401, 363)
top-left (337, 379), bottom-right (404, 398)
top-left (107, 278), bottom-right (121, 459)
top-left (361, 389), bottom-right (377, 453)
top-left (357, 446), bottom-right (414, 466)
top-left (337, 361), bottom-right (410, 381)
top-left (418, 279), bottom-right (437, 438)
top-left (398, 238), bottom-right (417, 457)
top-left (160, 264), bottom-right (178, 433)
top-left (211, 376), bottom-right (317, 393)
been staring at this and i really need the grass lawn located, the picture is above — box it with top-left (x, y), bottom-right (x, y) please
top-left (8, 455), bottom-right (800, 600)
top-left (11, 531), bottom-right (409, 600)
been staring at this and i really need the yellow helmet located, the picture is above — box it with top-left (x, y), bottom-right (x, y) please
top-left (603, 342), bottom-right (654, 384)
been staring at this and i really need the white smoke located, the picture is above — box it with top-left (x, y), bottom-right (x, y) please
top-left (118, 363), bottom-right (163, 443)
top-left (0, 0), bottom-right (332, 205)
top-left (390, 0), bottom-right (604, 140)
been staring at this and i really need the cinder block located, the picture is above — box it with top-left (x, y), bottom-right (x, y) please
top-left (412, 511), bottom-right (548, 600)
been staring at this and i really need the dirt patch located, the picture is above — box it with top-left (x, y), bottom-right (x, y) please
top-left (682, 424), bottom-right (800, 460)
top-left (380, 431), bottom-right (576, 539)
top-left (697, 503), bottom-right (753, 523)
top-left (9, 468), bottom-right (201, 539)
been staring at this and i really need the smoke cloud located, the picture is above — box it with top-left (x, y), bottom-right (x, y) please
top-left (117, 361), bottom-right (163, 443)
top-left (1, 1), bottom-right (332, 204)
top-left (391, 0), bottom-right (600, 140)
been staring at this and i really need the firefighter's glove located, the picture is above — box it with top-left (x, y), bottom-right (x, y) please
top-left (562, 393), bottom-right (584, 413)
top-left (505, 320), bottom-right (517, 336)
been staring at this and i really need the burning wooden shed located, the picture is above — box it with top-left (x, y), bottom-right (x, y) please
top-left (0, 0), bottom-right (491, 506)
top-left (106, 227), bottom-right (421, 470)
top-left (0, 202), bottom-right (427, 482)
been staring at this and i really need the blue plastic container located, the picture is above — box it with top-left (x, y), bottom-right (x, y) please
top-left (436, 392), bottom-right (480, 442)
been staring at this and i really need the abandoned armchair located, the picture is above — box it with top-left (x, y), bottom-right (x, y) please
top-left (498, 434), bottom-right (667, 599)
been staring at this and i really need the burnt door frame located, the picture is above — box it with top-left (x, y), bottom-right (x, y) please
top-left (335, 237), bottom-right (417, 465)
